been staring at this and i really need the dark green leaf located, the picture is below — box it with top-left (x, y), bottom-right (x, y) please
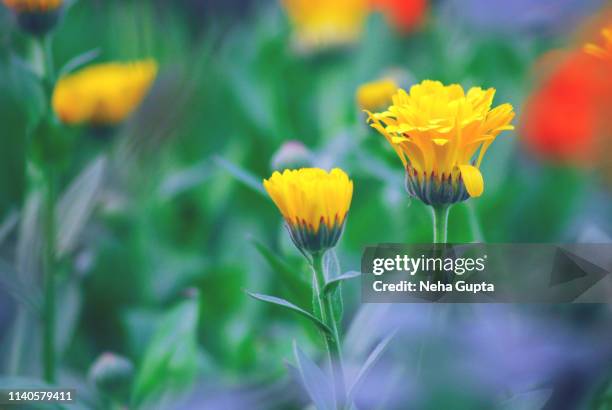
top-left (293, 341), bottom-right (335, 410)
top-left (247, 292), bottom-right (332, 337)
top-left (251, 238), bottom-right (310, 309)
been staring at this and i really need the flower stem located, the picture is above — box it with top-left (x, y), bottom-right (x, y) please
top-left (42, 166), bottom-right (57, 383)
top-left (432, 205), bottom-right (450, 244)
top-left (311, 252), bottom-right (346, 410)
top-left (38, 33), bottom-right (57, 384)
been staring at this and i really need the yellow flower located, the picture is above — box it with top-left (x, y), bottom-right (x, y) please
top-left (584, 26), bottom-right (612, 60)
top-left (263, 168), bottom-right (353, 253)
top-left (282, 0), bottom-right (368, 51)
top-left (2, 0), bottom-right (62, 12)
top-left (356, 78), bottom-right (398, 111)
top-left (52, 60), bottom-right (158, 126)
top-left (367, 80), bottom-right (514, 204)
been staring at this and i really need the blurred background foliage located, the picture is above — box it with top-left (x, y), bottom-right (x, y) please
top-left (0, 0), bottom-right (611, 409)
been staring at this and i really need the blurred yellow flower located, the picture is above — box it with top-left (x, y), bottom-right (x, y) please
top-left (2, 0), bottom-right (62, 11)
top-left (282, 0), bottom-right (368, 51)
top-left (52, 60), bottom-right (158, 126)
top-left (584, 26), bottom-right (612, 60)
top-left (263, 168), bottom-right (353, 253)
top-left (356, 78), bottom-right (398, 111)
top-left (367, 80), bottom-right (514, 203)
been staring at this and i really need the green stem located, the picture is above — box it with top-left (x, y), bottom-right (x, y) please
top-left (432, 205), bottom-right (450, 244)
top-left (38, 33), bottom-right (57, 384)
top-left (311, 252), bottom-right (346, 410)
top-left (42, 166), bottom-right (57, 383)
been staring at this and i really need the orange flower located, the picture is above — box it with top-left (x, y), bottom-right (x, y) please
top-left (370, 0), bottom-right (427, 34)
top-left (521, 52), bottom-right (603, 163)
top-left (2, 0), bottom-right (62, 12)
top-left (522, 23), bottom-right (612, 164)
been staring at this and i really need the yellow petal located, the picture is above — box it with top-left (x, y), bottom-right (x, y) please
top-left (432, 139), bottom-right (449, 146)
top-left (458, 165), bottom-right (484, 197)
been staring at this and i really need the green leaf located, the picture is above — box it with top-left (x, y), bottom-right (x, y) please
top-left (247, 292), bottom-right (332, 337)
top-left (323, 249), bottom-right (341, 280)
top-left (323, 250), bottom-right (344, 324)
top-left (323, 271), bottom-right (361, 296)
top-left (293, 341), bottom-right (335, 410)
top-left (347, 330), bottom-right (397, 403)
top-left (0, 257), bottom-right (41, 313)
top-left (331, 287), bottom-right (344, 325)
top-left (132, 295), bottom-right (201, 407)
top-left (56, 155), bottom-right (107, 257)
top-left (497, 389), bottom-right (553, 410)
top-left (251, 238), bottom-right (310, 310)
top-left (0, 210), bottom-right (19, 246)
top-left (312, 276), bottom-right (323, 322)
top-left (213, 155), bottom-right (266, 196)
top-left (0, 60), bottom-right (39, 218)
top-left (58, 48), bottom-right (101, 77)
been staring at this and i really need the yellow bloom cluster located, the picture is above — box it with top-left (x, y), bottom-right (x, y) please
top-left (52, 60), bottom-right (158, 125)
top-left (263, 168), bottom-right (353, 233)
top-left (2, 0), bottom-right (62, 12)
top-left (584, 26), bottom-right (612, 60)
top-left (282, 0), bottom-right (368, 51)
top-left (356, 78), bottom-right (398, 111)
top-left (367, 80), bottom-right (515, 198)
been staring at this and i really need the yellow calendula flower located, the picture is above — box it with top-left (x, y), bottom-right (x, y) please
top-left (584, 26), bottom-right (612, 60)
top-left (282, 0), bottom-right (368, 51)
top-left (367, 80), bottom-right (514, 205)
top-left (263, 168), bottom-right (353, 254)
top-left (356, 78), bottom-right (399, 111)
top-left (52, 60), bottom-right (158, 126)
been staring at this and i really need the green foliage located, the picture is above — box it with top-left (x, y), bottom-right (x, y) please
top-left (247, 292), bottom-right (333, 337)
top-left (132, 295), bottom-right (201, 408)
top-left (0, 1), bottom-right (610, 409)
top-left (292, 341), bottom-right (335, 410)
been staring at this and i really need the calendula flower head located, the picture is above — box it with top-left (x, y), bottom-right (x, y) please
top-left (584, 26), bottom-right (612, 61)
top-left (263, 168), bottom-right (353, 255)
top-left (3, 0), bottom-right (63, 36)
top-left (282, 0), bottom-right (368, 52)
top-left (52, 60), bottom-right (158, 126)
top-left (367, 80), bottom-right (515, 206)
top-left (356, 78), bottom-right (399, 111)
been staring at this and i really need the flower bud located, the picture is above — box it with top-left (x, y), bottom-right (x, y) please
top-left (270, 140), bottom-right (312, 171)
top-left (3, 0), bottom-right (64, 36)
top-left (88, 352), bottom-right (134, 401)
